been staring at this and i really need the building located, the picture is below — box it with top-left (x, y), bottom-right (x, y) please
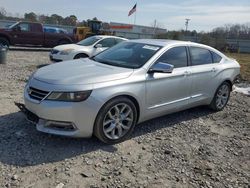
top-left (108, 22), bottom-right (167, 39)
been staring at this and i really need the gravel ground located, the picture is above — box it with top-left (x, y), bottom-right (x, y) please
top-left (0, 51), bottom-right (249, 188)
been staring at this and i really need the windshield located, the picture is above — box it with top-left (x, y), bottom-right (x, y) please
top-left (8, 22), bottom-right (19, 29)
top-left (77, 36), bottom-right (101, 46)
top-left (92, 42), bottom-right (162, 69)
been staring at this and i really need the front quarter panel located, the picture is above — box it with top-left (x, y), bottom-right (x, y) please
top-left (91, 69), bottom-right (147, 123)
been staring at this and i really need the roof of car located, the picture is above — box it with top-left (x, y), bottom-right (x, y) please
top-left (129, 39), bottom-right (227, 58)
top-left (129, 39), bottom-right (192, 46)
top-left (95, 35), bottom-right (128, 40)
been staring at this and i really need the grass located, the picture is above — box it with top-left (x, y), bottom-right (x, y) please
top-left (226, 53), bottom-right (250, 82)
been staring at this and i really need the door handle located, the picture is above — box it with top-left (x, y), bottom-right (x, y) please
top-left (183, 71), bottom-right (191, 76)
top-left (211, 68), bottom-right (217, 72)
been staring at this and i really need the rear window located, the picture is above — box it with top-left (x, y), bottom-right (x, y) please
top-left (190, 47), bottom-right (213, 66)
top-left (211, 51), bottom-right (222, 63)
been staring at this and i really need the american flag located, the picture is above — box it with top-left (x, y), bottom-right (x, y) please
top-left (128, 4), bottom-right (137, 16)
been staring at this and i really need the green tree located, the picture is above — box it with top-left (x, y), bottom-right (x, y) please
top-left (51, 14), bottom-right (64, 25)
top-left (24, 12), bottom-right (37, 22)
top-left (0, 7), bottom-right (7, 19)
top-left (62, 15), bottom-right (77, 26)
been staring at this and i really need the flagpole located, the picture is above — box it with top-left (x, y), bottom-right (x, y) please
top-left (134, 11), bottom-right (136, 25)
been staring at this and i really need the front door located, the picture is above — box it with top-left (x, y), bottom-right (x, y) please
top-left (146, 46), bottom-right (192, 117)
top-left (11, 23), bottom-right (31, 45)
top-left (11, 23), bottom-right (43, 46)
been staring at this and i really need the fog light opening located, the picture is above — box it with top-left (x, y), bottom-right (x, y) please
top-left (44, 120), bottom-right (76, 131)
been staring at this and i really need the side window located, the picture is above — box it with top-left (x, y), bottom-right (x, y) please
top-left (98, 38), bottom-right (116, 47)
top-left (190, 47), bottom-right (213, 66)
top-left (115, 38), bottom-right (125, 44)
top-left (18, 23), bottom-right (30, 32)
top-left (156, 46), bottom-right (188, 68)
top-left (211, 51), bottom-right (222, 63)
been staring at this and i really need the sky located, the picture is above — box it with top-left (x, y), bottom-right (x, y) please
top-left (0, 0), bottom-right (250, 31)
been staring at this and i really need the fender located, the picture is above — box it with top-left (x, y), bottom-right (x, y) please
top-left (0, 33), bottom-right (12, 45)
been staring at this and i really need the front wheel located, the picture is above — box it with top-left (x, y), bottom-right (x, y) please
top-left (209, 82), bottom-right (231, 111)
top-left (0, 37), bottom-right (9, 48)
top-left (94, 97), bottom-right (137, 144)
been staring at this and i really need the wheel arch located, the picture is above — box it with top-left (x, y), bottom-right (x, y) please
top-left (97, 94), bottom-right (141, 123)
top-left (0, 34), bottom-right (11, 45)
top-left (74, 53), bottom-right (89, 59)
top-left (222, 79), bottom-right (233, 91)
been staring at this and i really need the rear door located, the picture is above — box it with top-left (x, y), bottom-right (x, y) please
top-left (188, 46), bottom-right (222, 104)
top-left (28, 23), bottom-right (43, 45)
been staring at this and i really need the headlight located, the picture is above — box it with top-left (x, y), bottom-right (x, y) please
top-left (46, 91), bottom-right (92, 102)
top-left (60, 49), bottom-right (74, 55)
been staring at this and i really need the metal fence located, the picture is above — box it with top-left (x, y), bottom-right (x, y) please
top-left (182, 36), bottom-right (250, 53)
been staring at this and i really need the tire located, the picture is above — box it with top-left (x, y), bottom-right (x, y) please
top-left (58, 39), bottom-right (70, 45)
top-left (0, 37), bottom-right (9, 48)
top-left (209, 82), bottom-right (231, 111)
top-left (94, 97), bottom-right (137, 144)
top-left (74, 53), bottom-right (88, 59)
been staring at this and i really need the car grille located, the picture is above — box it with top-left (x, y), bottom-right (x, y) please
top-left (28, 87), bottom-right (50, 101)
top-left (51, 49), bottom-right (59, 54)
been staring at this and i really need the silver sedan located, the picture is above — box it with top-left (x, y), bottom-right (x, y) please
top-left (21, 39), bottom-right (240, 144)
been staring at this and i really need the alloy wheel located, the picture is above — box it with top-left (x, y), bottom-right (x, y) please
top-left (215, 84), bottom-right (230, 109)
top-left (103, 103), bottom-right (134, 140)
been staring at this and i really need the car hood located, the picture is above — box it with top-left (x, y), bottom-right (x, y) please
top-left (0, 28), bottom-right (10, 32)
top-left (53, 44), bottom-right (88, 51)
top-left (33, 58), bottom-right (134, 85)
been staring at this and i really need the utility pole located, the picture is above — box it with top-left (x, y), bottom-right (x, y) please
top-left (185, 18), bottom-right (190, 32)
top-left (153, 19), bottom-right (157, 37)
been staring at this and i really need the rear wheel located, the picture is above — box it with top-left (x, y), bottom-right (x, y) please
top-left (74, 53), bottom-right (88, 59)
top-left (94, 97), bottom-right (137, 144)
top-left (0, 37), bottom-right (9, 48)
top-left (209, 82), bottom-right (231, 111)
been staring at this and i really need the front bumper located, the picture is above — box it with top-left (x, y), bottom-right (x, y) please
top-left (50, 54), bottom-right (62, 62)
top-left (50, 53), bottom-right (73, 62)
top-left (15, 102), bottom-right (39, 124)
top-left (23, 85), bottom-right (101, 138)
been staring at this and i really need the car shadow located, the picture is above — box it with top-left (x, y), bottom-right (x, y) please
top-left (0, 106), bottom-right (214, 167)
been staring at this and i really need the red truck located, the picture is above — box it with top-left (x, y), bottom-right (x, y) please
top-left (0, 21), bottom-right (76, 48)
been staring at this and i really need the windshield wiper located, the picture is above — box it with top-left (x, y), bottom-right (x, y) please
top-left (89, 56), bottom-right (98, 62)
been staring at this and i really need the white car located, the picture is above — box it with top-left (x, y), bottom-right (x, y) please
top-left (50, 35), bottom-right (127, 62)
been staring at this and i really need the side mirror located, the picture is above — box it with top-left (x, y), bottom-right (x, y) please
top-left (148, 62), bottom-right (174, 74)
top-left (94, 43), bottom-right (102, 48)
